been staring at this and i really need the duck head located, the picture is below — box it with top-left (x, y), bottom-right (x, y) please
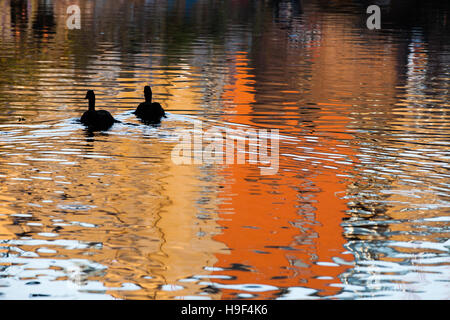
top-left (85, 90), bottom-right (95, 111)
top-left (144, 86), bottom-right (152, 103)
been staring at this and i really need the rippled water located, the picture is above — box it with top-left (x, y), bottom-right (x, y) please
top-left (0, 0), bottom-right (449, 300)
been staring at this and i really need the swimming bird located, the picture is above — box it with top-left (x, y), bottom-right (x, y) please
top-left (80, 90), bottom-right (118, 131)
top-left (134, 86), bottom-right (166, 124)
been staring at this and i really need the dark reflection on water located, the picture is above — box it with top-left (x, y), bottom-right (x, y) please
top-left (0, 0), bottom-right (449, 299)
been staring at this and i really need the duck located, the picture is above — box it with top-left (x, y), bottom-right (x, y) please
top-left (134, 86), bottom-right (166, 124)
top-left (80, 90), bottom-right (118, 131)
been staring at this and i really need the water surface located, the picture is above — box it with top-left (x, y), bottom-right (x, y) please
top-left (0, 0), bottom-right (449, 299)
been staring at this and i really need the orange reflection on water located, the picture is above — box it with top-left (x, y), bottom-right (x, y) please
top-left (212, 52), bottom-right (356, 298)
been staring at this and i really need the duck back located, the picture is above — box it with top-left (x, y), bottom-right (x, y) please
top-left (81, 110), bottom-right (116, 131)
top-left (135, 102), bottom-right (165, 124)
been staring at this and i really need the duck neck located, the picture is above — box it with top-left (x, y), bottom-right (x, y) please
top-left (88, 97), bottom-right (95, 111)
top-left (145, 92), bottom-right (152, 103)
top-left (144, 88), bottom-right (152, 103)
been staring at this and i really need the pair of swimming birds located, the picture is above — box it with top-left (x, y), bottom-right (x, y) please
top-left (80, 86), bottom-right (165, 131)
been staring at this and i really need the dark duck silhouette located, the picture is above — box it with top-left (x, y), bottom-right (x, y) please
top-left (134, 86), bottom-right (166, 124)
top-left (80, 90), bottom-right (118, 131)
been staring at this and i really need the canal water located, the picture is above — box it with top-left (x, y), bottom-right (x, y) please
top-left (0, 0), bottom-right (449, 299)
